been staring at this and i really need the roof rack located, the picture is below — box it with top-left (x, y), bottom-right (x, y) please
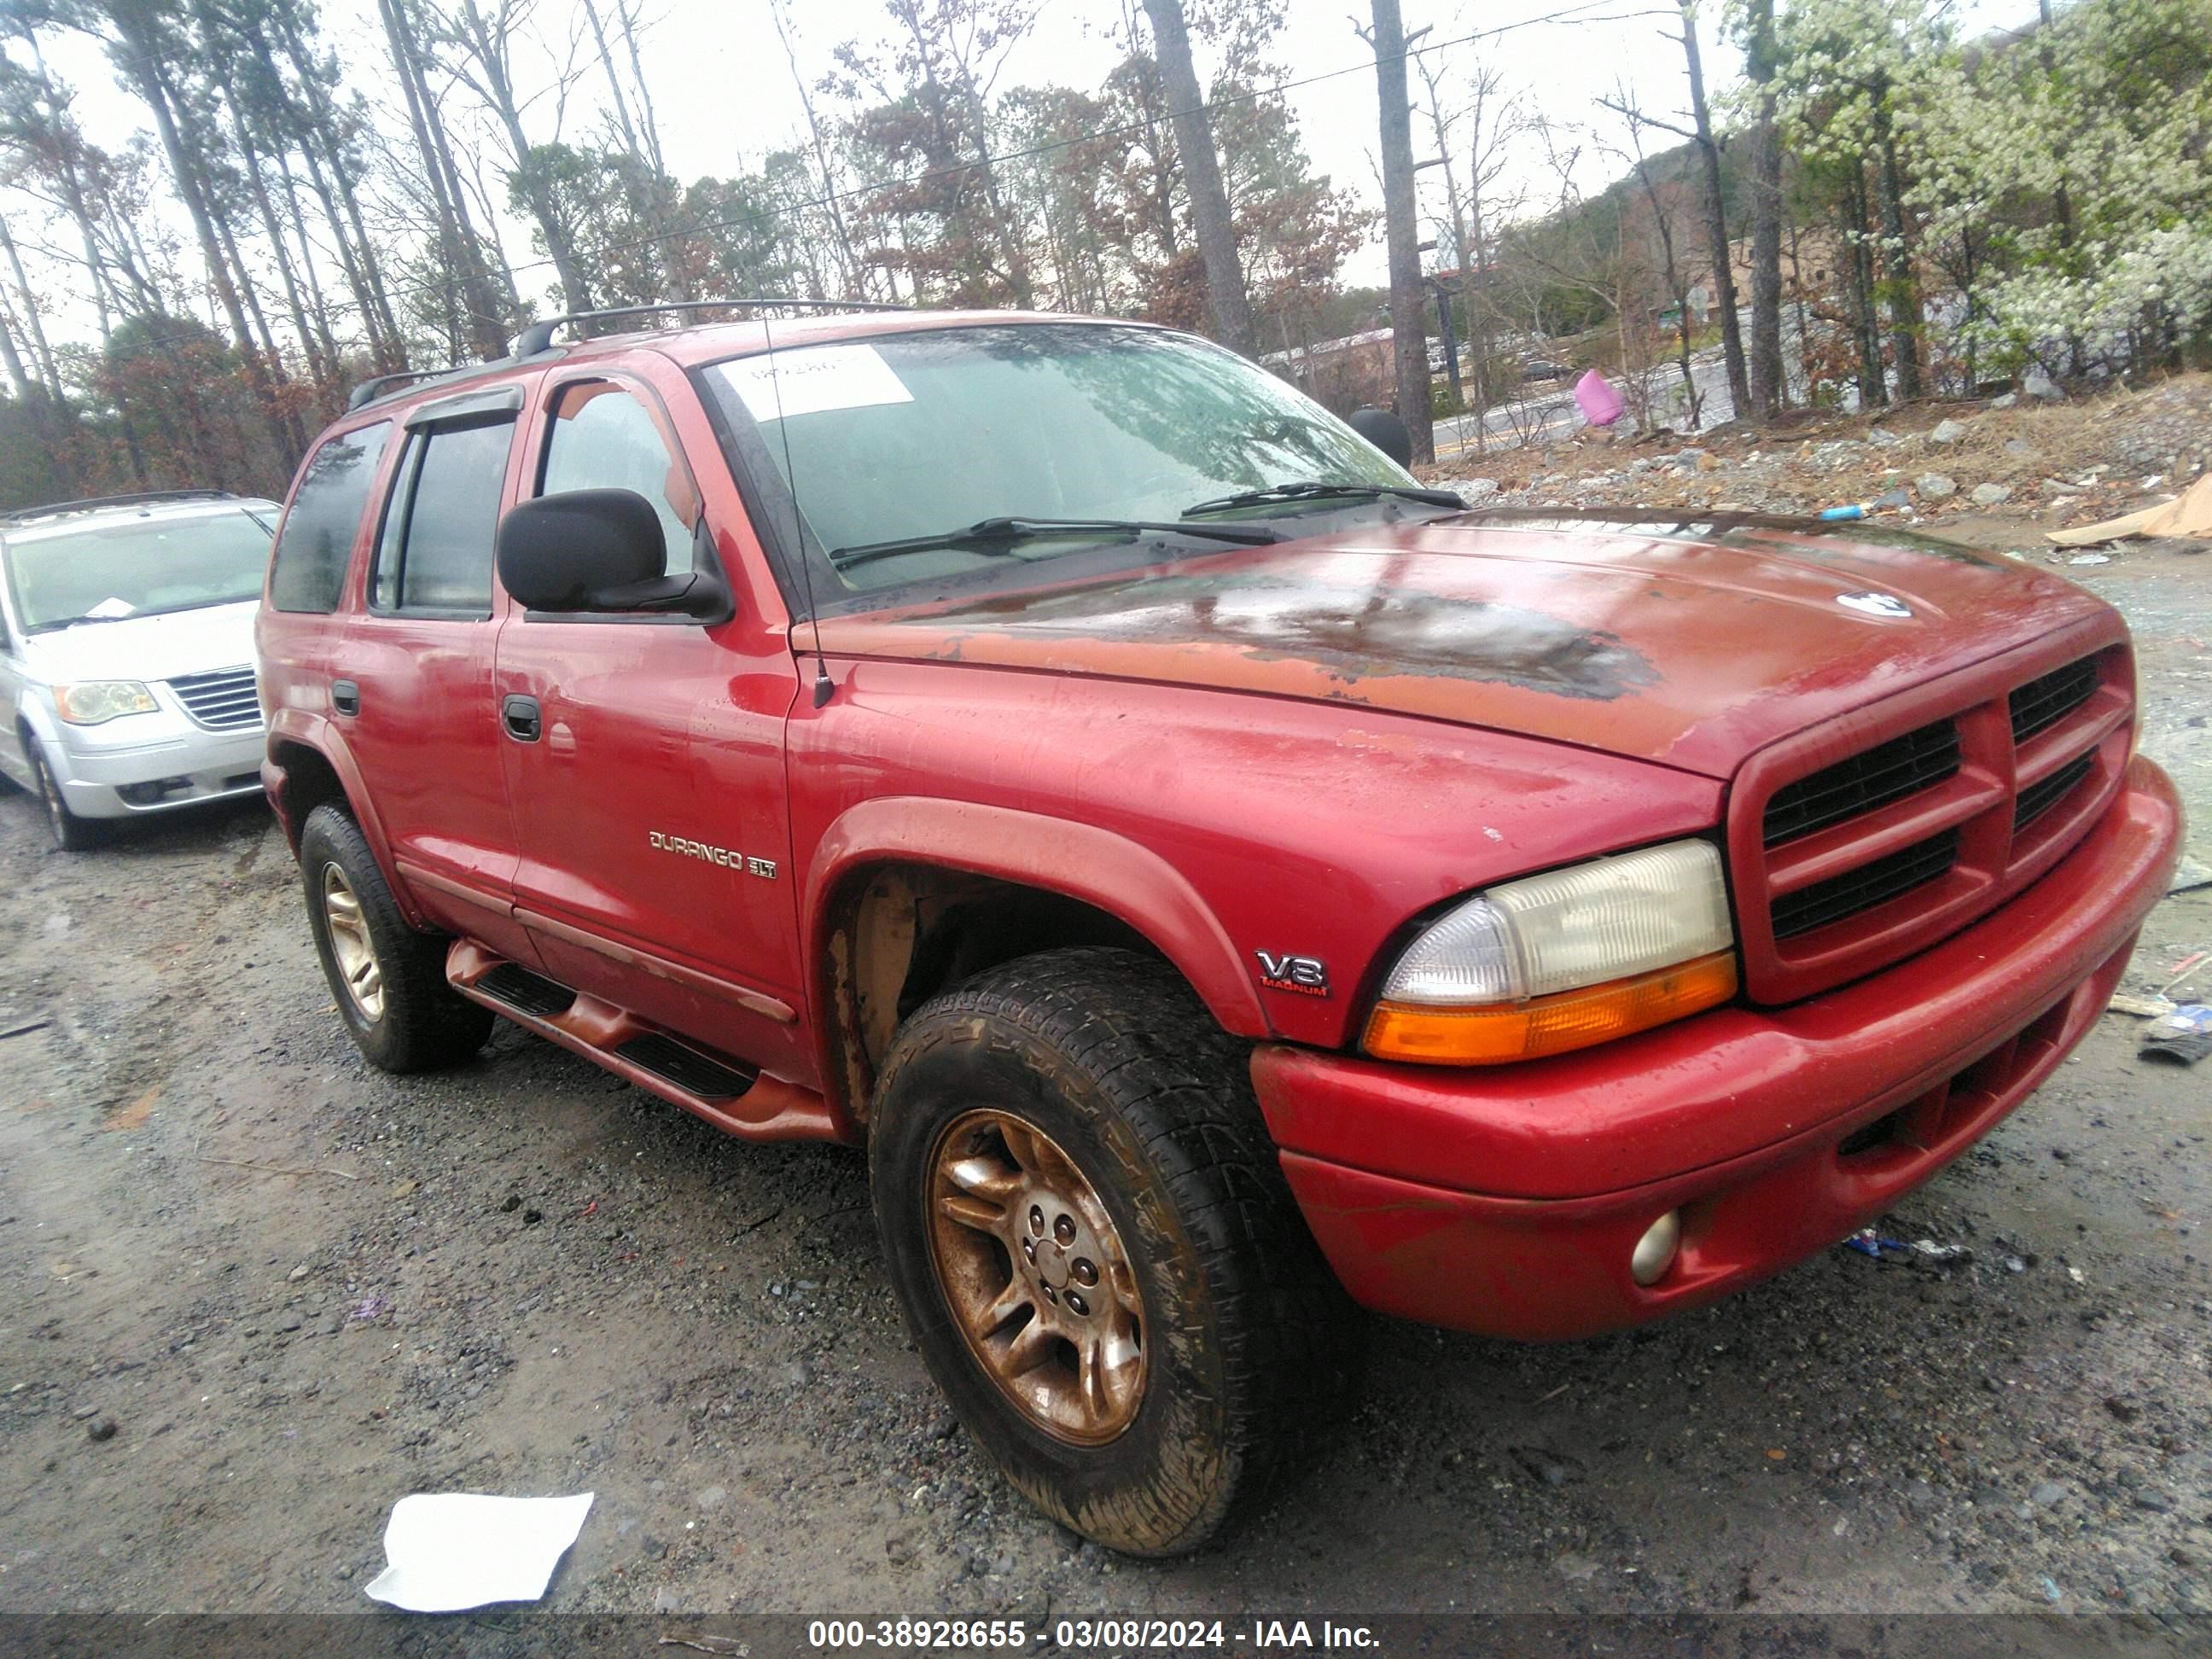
top-left (346, 365), bottom-right (501, 412)
top-left (1, 488), bottom-right (240, 524)
top-left (515, 298), bottom-right (910, 358)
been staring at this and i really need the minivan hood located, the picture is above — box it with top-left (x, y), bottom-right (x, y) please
top-left (812, 512), bottom-right (2112, 778)
top-left (19, 599), bottom-right (259, 685)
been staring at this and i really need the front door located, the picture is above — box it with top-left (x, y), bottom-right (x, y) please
top-left (341, 395), bottom-right (534, 960)
top-left (493, 366), bottom-right (807, 1079)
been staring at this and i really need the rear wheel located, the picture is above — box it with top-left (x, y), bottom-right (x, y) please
top-left (869, 947), bottom-right (1359, 1556)
top-left (299, 804), bottom-right (492, 1073)
top-left (26, 740), bottom-right (96, 852)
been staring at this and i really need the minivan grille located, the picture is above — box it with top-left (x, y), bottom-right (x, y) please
top-left (166, 666), bottom-right (261, 731)
top-left (1762, 719), bottom-right (1960, 847)
top-left (1732, 644), bottom-right (2130, 1003)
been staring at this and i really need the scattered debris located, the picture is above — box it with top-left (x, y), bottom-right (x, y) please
top-left (364, 1491), bottom-right (595, 1613)
top-left (2069, 554), bottom-right (2112, 565)
top-left (2047, 473), bottom-right (2212, 547)
top-left (195, 1156), bottom-right (359, 1183)
top-left (2139, 1004), bottom-right (2212, 1065)
top-left (1931, 419), bottom-right (1969, 444)
top-left (1918, 473), bottom-right (1959, 500)
top-left (2169, 855), bottom-right (2212, 895)
top-left (86, 1417), bottom-right (117, 1443)
top-left (1972, 484), bottom-right (2013, 506)
top-left (1574, 370), bottom-right (1624, 428)
top-left (0, 1020), bottom-right (50, 1041)
top-left (2109, 992), bottom-right (2179, 1019)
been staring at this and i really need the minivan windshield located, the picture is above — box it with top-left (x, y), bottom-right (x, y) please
top-left (701, 323), bottom-right (1426, 608)
top-left (6, 508), bottom-right (275, 633)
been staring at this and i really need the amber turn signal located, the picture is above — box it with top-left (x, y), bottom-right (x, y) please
top-left (1363, 951), bottom-right (1739, 1065)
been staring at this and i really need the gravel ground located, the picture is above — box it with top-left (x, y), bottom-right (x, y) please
top-left (1, 540), bottom-right (2208, 1629)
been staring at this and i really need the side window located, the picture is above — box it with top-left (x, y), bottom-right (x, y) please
top-left (538, 381), bottom-right (698, 575)
top-left (370, 416), bottom-right (515, 616)
top-left (270, 422), bottom-right (390, 613)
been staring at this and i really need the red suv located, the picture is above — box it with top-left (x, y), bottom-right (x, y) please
top-left (256, 305), bottom-right (2182, 1555)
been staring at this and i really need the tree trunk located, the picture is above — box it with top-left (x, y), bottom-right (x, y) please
top-left (1367, 0), bottom-right (1433, 462)
top-left (1142, 0), bottom-right (1256, 355)
top-left (771, 0), bottom-right (859, 294)
top-left (0, 214), bottom-right (65, 402)
top-left (230, 104), bottom-right (332, 388)
top-left (1870, 89), bottom-right (1924, 401)
top-left (1741, 0), bottom-right (1784, 418)
top-left (120, 33), bottom-right (291, 457)
top-left (1843, 174), bottom-right (1884, 407)
top-left (1678, 2), bottom-right (1748, 420)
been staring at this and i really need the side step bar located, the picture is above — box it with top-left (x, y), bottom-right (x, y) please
top-left (447, 940), bottom-right (844, 1144)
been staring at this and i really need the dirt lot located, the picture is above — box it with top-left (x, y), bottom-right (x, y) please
top-left (2, 457), bottom-right (2210, 1627)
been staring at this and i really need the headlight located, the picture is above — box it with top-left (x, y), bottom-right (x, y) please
top-left (53, 681), bottom-right (160, 725)
top-left (1365, 839), bottom-right (1737, 1065)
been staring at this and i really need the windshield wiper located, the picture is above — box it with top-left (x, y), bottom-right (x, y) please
top-left (28, 611), bottom-right (137, 632)
top-left (1181, 480), bottom-right (1465, 516)
top-left (829, 515), bottom-right (1281, 572)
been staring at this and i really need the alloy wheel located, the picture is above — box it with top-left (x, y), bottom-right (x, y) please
top-left (925, 1108), bottom-right (1148, 1445)
top-left (320, 862), bottom-right (386, 1022)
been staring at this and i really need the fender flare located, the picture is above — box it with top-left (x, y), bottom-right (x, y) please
top-left (263, 709), bottom-right (427, 929)
top-left (806, 796), bottom-right (1272, 1042)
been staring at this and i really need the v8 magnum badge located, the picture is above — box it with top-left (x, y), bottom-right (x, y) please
top-left (1254, 951), bottom-right (1330, 998)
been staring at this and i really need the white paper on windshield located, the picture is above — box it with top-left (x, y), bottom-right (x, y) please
top-left (362, 1491), bottom-right (594, 1613)
top-left (86, 597), bottom-right (136, 619)
top-left (715, 343), bottom-right (915, 424)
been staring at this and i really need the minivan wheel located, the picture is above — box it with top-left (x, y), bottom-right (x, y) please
top-left (869, 947), bottom-right (1359, 1556)
top-left (27, 741), bottom-right (96, 852)
top-left (298, 804), bottom-right (492, 1073)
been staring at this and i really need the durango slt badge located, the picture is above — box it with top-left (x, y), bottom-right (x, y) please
top-left (648, 830), bottom-right (776, 879)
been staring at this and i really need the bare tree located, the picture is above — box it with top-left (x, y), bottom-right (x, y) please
top-left (1140, 0), bottom-right (1255, 355)
top-left (1361, 0), bottom-right (1431, 462)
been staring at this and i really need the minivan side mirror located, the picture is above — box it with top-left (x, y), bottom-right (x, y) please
top-left (497, 489), bottom-right (732, 622)
top-left (1347, 406), bottom-right (1414, 468)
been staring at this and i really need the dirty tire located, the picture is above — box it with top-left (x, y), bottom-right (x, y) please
top-left (298, 803), bottom-right (492, 1073)
top-left (27, 739), bottom-right (98, 852)
top-left (870, 946), bottom-right (1360, 1556)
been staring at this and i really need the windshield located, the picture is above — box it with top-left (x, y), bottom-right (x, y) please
top-left (700, 323), bottom-right (1418, 606)
top-left (7, 508), bottom-right (275, 632)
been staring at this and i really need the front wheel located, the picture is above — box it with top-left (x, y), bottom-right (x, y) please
top-left (298, 804), bottom-right (492, 1073)
top-left (26, 740), bottom-right (96, 852)
top-left (869, 947), bottom-right (1359, 1556)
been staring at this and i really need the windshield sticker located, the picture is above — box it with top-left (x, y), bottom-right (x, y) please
top-left (87, 597), bottom-right (137, 619)
top-left (715, 345), bottom-right (915, 424)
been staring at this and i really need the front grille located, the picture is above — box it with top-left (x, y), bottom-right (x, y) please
top-left (1771, 830), bottom-right (1960, 940)
top-left (166, 666), bottom-right (261, 731)
top-left (1763, 719), bottom-right (1959, 847)
top-left (2010, 659), bottom-right (2097, 743)
top-left (2015, 754), bottom-right (2093, 830)
top-left (1736, 644), bottom-right (2128, 1002)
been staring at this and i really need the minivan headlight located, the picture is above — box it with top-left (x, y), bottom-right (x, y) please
top-left (1364, 839), bottom-right (1737, 1065)
top-left (54, 681), bottom-right (160, 725)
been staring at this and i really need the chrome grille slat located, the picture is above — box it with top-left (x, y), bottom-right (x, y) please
top-left (165, 666), bottom-right (262, 731)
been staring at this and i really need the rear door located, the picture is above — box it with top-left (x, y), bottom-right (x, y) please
top-left (493, 362), bottom-right (809, 1077)
top-left (340, 386), bottom-right (536, 960)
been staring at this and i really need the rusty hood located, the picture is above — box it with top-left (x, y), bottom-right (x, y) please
top-left (809, 511), bottom-right (2114, 778)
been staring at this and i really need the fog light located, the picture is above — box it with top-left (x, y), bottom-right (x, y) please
top-left (1631, 1209), bottom-right (1681, 1286)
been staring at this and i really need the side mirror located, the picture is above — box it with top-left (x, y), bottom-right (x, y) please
top-left (497, 489), bottom-right (731, 622)
top-left (1347, 406), bottom-right (1414, 468)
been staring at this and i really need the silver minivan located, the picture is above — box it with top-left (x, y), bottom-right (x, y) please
top-left (0, 490), bottom-right (279, 850)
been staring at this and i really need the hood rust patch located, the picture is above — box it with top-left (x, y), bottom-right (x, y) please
top-left (917, 570), bottom-right (1656, 702)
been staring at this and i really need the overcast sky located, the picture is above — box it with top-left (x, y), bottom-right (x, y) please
top-left (15, 0), bottom-right (2034, 336)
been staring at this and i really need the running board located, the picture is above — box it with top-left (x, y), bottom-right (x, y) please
top-left (446, 940), bottom-right (843, 1144)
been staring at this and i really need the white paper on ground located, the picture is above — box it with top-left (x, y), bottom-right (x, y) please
top-left (711, 343), bottom-right (915, 423)
top-left (363, 1491), bottom-right (594, 1612)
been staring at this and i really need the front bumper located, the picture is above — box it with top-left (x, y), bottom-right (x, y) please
top-left (1254, 756), bottom-right (2183, 1342)
top-left (52, 717), bottom-right (268, 818)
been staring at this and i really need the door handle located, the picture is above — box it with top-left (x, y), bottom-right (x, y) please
top-left (330, 679), bottom-right (359, 716)
top-left (502, 694), bottom-right (542, 742)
